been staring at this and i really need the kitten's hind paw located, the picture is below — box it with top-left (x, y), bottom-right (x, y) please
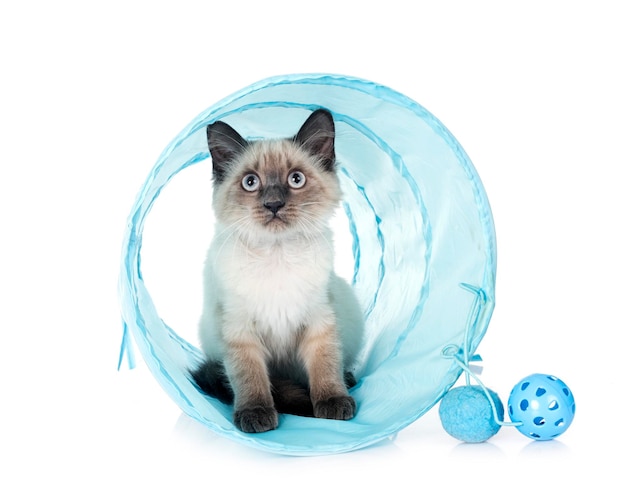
top-left (234, 406), bottom-right (279, 433)
top-left (314, 395), bottom-right (356, 421)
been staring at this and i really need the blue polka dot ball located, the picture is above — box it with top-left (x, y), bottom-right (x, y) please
top-left (439, 385), bottom-right (504, 443)
top-left (508, 374), bottom-right (575, 440)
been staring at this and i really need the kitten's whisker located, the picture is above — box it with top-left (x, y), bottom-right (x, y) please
top-left (212, 216), bottom-right (251, 261)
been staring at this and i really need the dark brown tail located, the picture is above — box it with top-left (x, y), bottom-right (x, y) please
top-left (271, 379), bottom-right (314, 417)
top-left (190, 359), bottom-right (234, 404)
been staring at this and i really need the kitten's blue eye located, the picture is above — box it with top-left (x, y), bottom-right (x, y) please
top-left (288, 171), bottom-right (306, 189)
top-left (241, 173), bottom-right (260, 192)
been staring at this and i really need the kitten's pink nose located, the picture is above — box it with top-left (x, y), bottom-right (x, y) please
top-left (264, 201), bottom-right (285, 215)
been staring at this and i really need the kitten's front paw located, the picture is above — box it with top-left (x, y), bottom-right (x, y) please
top-left (234, 406), bottom-right (279, 433)
top-left (314, 395), bottom-right (356, 420)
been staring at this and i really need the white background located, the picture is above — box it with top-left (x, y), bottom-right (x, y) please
top-left (2, 1), bottom-right (624, 491)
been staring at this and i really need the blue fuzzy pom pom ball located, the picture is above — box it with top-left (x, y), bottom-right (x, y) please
top-left (439, 386), bottom-right (504, 443)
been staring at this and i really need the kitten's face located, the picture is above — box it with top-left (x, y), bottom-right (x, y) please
top-left (207, 110), bottom-right (341, 242)
top-left (213, 140), bottom-right (340, 238)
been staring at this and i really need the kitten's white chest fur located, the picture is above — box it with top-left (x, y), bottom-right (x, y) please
top-left (200, 222), bottom-right (363, 369)
top-left (210, 227), bottom-right (334, 342)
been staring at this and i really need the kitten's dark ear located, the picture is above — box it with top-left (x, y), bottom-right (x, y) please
top-left (207, 121), bottom-right (248, 183)
top-left (294, 109), bottom-right (335, 171)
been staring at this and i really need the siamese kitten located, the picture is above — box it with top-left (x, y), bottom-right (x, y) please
top-left (191, 109), bottom-right (364, 433)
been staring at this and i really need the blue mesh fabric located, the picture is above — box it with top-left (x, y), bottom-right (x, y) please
top-left (118, 73), bottom-right (497, 455)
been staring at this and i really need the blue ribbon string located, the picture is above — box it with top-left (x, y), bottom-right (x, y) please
top-left (442, 345), bottom-right (520, 427)
top-left (117, 321), bottom-right (136, 371)
top-left (442, 282), bottom-right (521, 427)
